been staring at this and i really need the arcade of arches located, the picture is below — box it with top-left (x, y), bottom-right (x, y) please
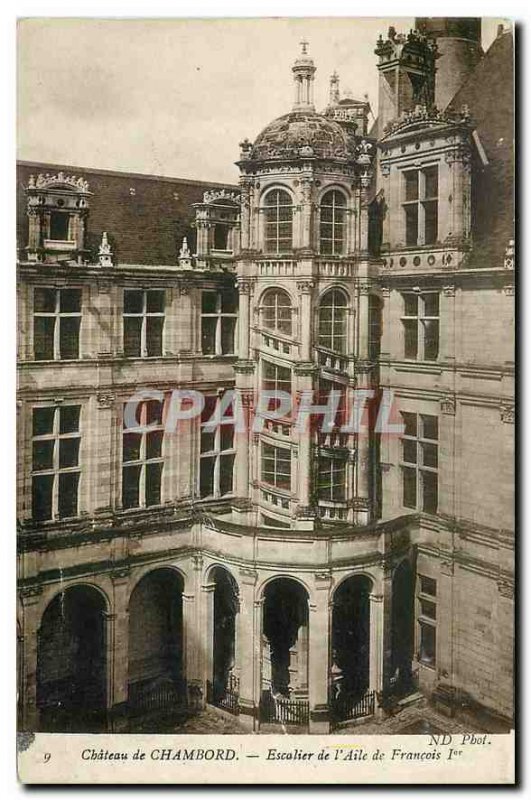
top-left (19, 556), bottom-right (417, 733)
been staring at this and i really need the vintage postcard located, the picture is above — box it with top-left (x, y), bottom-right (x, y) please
top-left (16, 15), bottom-right (515, 784)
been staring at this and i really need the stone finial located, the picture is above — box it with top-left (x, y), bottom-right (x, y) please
top-left (98, 231), bottom-right (113, 267)
top-left (178, 236), bottom-right (193, 269)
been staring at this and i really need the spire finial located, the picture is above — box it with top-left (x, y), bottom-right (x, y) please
top-left (292, 39), bottom-right (316, 111)
top-left (300, 37), bottom-right (309, 55)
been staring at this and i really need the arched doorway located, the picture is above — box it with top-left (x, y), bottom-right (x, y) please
top-left (37, 585), bottom-right (107, 732)
top-left (127, 568), bottom-right (184, 716)
top-left (260, 578), bottom-right (309, 727)
top-left (208, 567), bottom-right (239, 712)
top-left (330, 575), bottom-right (373, 722)
top-left (390, 559), bottom-right (416, 696)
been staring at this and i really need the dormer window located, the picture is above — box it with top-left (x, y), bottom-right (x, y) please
top-left (402, 166), bottom-right (438, 246)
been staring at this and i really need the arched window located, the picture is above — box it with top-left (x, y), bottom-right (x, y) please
top-left (320, 190), bottom-right (346, 255)
top-left (318, 289), bottom-right (348, 354)
top-left (261, 288), bottom-right (292, 336)
top-left (263, 189), bottom-right (293, 254)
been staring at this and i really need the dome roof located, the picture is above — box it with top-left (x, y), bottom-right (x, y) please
top-left (250, 110), bottom-right (354, 161)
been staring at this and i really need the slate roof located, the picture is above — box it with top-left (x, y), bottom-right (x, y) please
top-left (17, 161), bottom-right (238, 266)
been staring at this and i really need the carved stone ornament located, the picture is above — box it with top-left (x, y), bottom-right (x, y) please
top-left (98, 231), bottom-right (113, 267)
top-left (28, 172), bottom-right (90, 193)
top-left (440, 395), bottom-right (456, 415)
top-left (504, 238), bottom-right (515, 270)
top-left (500, 403), bottom-right (515, 424)
top-left (203, 188), bottom-right (241, 205)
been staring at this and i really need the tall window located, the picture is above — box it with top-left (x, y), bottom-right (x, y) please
top-left (261, 443), bottom-right (291, 490)
top-left (320, 190), bottom-right (346, 255)
top-left (417, 575), bottom-right (437, 667)
top-left (402, 166), bottom-right (438, 246)
top-left (261, 288), bottom-right (292, 336)
top-left (199, 395), bottom-right (235, 498)
top-left (32, 405), bottom-right (81, 521)
top-left (318, 289), bottom-right (348, 354)
top-left (401, 293), bottom-right (439, 361)
top-left (49, 211), bottom-right (70, 241)
top-left (122, 399), bottom-right (164, 509)
top-left (33, 287), bottom-right (81, 361)
top-left (123, 289), bottom-right (165, 358)
top-left (262, 360), bottom-right (292, 394)
top-left (201, 289), bottom-right (237, 355)
top-left (263, 189), bottom-right (293, 254)
top-left (401, 412), bottom-right (438, 514)
top-left (318, 456), bottom-right (346, 502)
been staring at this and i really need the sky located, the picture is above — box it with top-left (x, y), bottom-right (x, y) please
top-left (17, 17), bottom-right (506, 184)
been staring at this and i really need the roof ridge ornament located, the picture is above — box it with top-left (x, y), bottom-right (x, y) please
top-left (382, 103), bottom-right (472, 138)
top-left (27, 172), bottom-right (90, 192)
top-left (98, 231), bottom-right (113, 267)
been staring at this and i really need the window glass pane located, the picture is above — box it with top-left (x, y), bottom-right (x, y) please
top-left (424, 201), bottom-right (438, 244)
top-left (124, 290), bottom-right (144, 314)
top-left (405, 204), bottom-right (419, 246)
top-left (33, 407), bottom-right (55, 436)
top-left (145, 462), bottom-right (163, 506)
top-left (403, 294), bottom-right (418, 317)
top-left (145, 400), bottom-right (163, 426)
top-left (402, 438), bottom-right (417, 464)
top-left (201, 291), bottom-right (218, 314)
top-left (421, 415), bottom-right (438, 441)
top-left (146, 316), bottom-right (163, 356)
top-left (32, 474), bottom-right (53, 521)
top-left (419, 575), bottom-right (437, 596)
top-left (123, 433), bottom-right (142, 462)
top-left (122, 464), bottom-right (141, 509)
top-left (34, 316), bottom-right (55, 360)
top-left (404, 171), bottom-right (419, 201)
top-left (201, 317), bottom-right (217, 355)
top-left (124, 316), bottom-right (142, 357)
top-left (221, 290), bottom-right (238, 314)
top-left (59, 316), bottom-right (80, 360)
top-left (403, 466), bottom-right (417, 508)
top-left (423, 320), bottom-right (439, 360)
top-left (220, 424), bottom-right (234, 451)
top-left (221, 317), bottom-right (236, 354)
top-left (421, 442), bottom-right (438, 469)
top-left (59, 405), bottom-right (80, 434)
top-left (59, 437), bottom-right (80, 468)
top-left (201, 428), bottom-right (215, 453)
top-left (49, 212), bottom-right (70, 240)
top-left (403, 319), bottom-right (418, 359)
top-left (34, 287), bottom-right (56, 313)
top-left (59, 289), bottom-right (81, 313)
top-left (423, 166), bottom-right (438, 199)
top-left (200, 456), bottom-right (215, 498)
top-left (146, 290), bottom-right (165, 313)
top-left (146, 429), bottom-right (163, 460)
top-left (32, 440), bottom-right (54, 471)
top-left (219, 453), bottom-right (235, 495)
top-left (422, 470), bottom-right (438, 514)
top-left (401, 411), bottom-right (417, 437)
top-left (420, 599), bottom-right (437, 620)
top-left (423, 294), bottom-right (439, 317)
top-left (419, 622), bottom-right (436, 665)
top-left (58, 472), bottom-right (79, 518)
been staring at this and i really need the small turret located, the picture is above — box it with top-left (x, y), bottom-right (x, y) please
top-left (292, 39), bottom-right (316, 111)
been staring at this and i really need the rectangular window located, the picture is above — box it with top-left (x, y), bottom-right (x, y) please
top-left (402, 166), bottom-right (439, 246)
top-left (401, 293), bottom-right (439, 361)
top-left (49, 211), bottom-right (70, 241)
top-left (419, 622), bottom-right (436, 666)
top-left (122, 399), bottom-right (164, 509)
top-left (201, 290), bottom-right (237, 355)
top-left (33, 287), bottom-right (81, 361)
top-left (400, 412), bottom-right (438, 513)
top-left (31, 405), bottom-right (81, 521)
top-left (418, 575), bottom-right (437, 667)
top-left (318, 456), bottom-right (346, 502)
top-left (199, 394), bottom-right (235, 498)
top-left (123, 289), bottom-right (165, 358)
top-left (261, 442), bottom-right (291, 490)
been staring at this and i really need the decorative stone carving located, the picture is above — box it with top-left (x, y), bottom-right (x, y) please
top-left (98, 231), bottom-right (113, 267)
top-left (192, 554), bottom-right (204, 571)
top-left (28, 172), bottom-right (90, 192)
top-left (96, 393), bottom-right (115, 409)
top-left (440, 395), bottom-right (456, 415)
top-left (497, 579), bottom-right (514, 598)
top-left (297, 280), bottom-right (315, 293)
top-left (500, 403), bottom-right (515, 424)
top-left (203, 188), bottom-right (241, 205)
top-left (178, 236), bottom-right (193, 269)
top-left (503, 284), bottom-right (514, 296)
top-left (504, 238), bottom-right (515, 270)
top-left (443, 285), bottom-right (455, 297)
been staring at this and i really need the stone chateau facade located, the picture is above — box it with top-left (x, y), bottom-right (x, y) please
top-left (17, 18), bottom-right (514, 733)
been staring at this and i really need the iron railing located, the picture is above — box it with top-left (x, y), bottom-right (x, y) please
top-left (331, 689), bottom-right (376, 723)
top-left (207, 674), bottom-right (240, 716)
top-left (128, 679), bottom-right (186, 714)
top-left (259, 691), bottom-right (309, 727)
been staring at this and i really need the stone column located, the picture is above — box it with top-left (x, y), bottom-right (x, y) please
top-left (237, 279), bottom-right (251, 359)
top-left (369, 592), bottom-right (384, 696)
top-left (298, 279), bottom-right (314, 362)
top-left (294, 361), bottom-right (317, 528)
top-left (200, 581), bottom-right (215, 698)
top-left (299, 175), bottom-right (314, 251)
top-left (308, 574), bottom-right (331, 733)
top-left (182, 592), bottom-right (200, 709)
top-left (239, 180), bottom-right (251, 251)
top-left (440, 284), bottom-right (456, 363)
top-left (237, 567), bottom-right (258, 731)
top-left (19, 588), bottom-right (42, 731)
top-left (108, 570), bottom-right (129, 729)
top-left (357, 283), bottom-right (371, 361)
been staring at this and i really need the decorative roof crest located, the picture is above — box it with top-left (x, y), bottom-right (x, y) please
top-left (382, 104), bottom-right (472, 138)
top-left (27, 172), bottom-right (90, 192)
top-left (202, 188), bottom-right (241, 205)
